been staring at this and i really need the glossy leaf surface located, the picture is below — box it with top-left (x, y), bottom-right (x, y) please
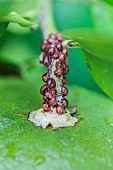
top-left (0, 78), bottom-right (113, 169)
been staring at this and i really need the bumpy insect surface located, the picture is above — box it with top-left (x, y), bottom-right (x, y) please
top-left (41, 33), bottom-right (69, 115)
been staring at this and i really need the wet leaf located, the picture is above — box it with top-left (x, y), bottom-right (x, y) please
top-left (0, 77), bottom-right (113, 169)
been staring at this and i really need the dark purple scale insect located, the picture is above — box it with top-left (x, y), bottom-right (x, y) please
top-left (59, 53), bottom-right (65, 62)
top-left (47, 78), bottom-right (56, 88)
top-left (63, 65), bottom-right (69, 75)
top-left (62, 77), bottom-right (68, 84)
top-left (62, 98), bottom-right (68, 108)
top-left (40, 84), bottom-right (48, 95)
top-left (52, 53), bottom-right (59, 59)
top-left (43, 55), bottom-right (50, 67)
top-left (45, 91), bottom-right (52, 99)
top-left (42, 72), bottom-right (50, 82)
top-left (61, 86), bottom-right (68, 96)
top-left (40, 33), bottom-right (69, 114)
top-left (56, 43), bottom-right (63, 51)
top-left (48, 47), bottom-right (55, 55)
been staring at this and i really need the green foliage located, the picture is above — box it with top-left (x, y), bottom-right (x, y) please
top-left (0, 11), bottom-right (38, 37)
top-left (63, 28), bottom-right (113, 99)
top-left (0, 12), bottom-right (37, 27)
top-left (63, 28), bottom-right (113, 61)
top-left (0, 78), bottom-right (113, 169)
top-left (0, 0), bottom-right (41, 15)
top-left (50, 0), bottom-right (101, 90)
top-left (0, 0), bottom-right (41, 36)
top-left (61, 0), bottom-right (113, 98)
top-left (0, 22), bottom-right (8, 37)
top-left (102, 0), bottom-right (113, 6)
top-left (92, 1), bottom-right (113, 33)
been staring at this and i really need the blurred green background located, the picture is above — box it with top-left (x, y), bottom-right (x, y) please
top-left (0, 0), bottom-right (104, 92)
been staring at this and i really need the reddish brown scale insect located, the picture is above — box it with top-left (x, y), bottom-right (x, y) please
top-left (56, 33), bottom-right (63, 41)
top-left (45, 91), bottom-right (52, 99)
top-left (42, 72), bottom-right (49, 82)
top-left (49, 97), bottom-right (57, 107)
top-left (54, 68), bottom-right (62, 77)
top-left (63, 65), bottom-right (69, 75)
top-left (40, 84), bottom-right (48, 95)
top-left (59, 53), bottom-right (65, 62)
top-left (45, 45), bottom-right (51, 53)
top-left (43, 39), bottom-right (48, 44)
top-left (57, 37), bottom-right (63, 42)
top-left (56, 105), bottom-right (63, 115)
top-left (47, 78), bottom-right (56, 88)
top-left (56, 43), bottom-right (63, 51)
top-left (48, 47), bottom-right (55, 55)
top-left (62, 48), bottom-right (68, 56)
top-left (43, 95), bottom-right (48, 101)
top-left (65, 58), bottom-right (68, 64)
top-left (49, 34), bottom-right (56, 40)
top-left (48, 38), bottom-right (55, 44)
top-left (42, 102), bottom-right (50, 112)
top-left (43, 55), bottom-right (50, 67)
top-left (55, 61), bottom-right (62, 68)
top-left (50, 88), bottom-right (57, 96)
top-left (52, 53), bottom-right (59, 59)
top-left (41, 44), bottom-right (47, 52)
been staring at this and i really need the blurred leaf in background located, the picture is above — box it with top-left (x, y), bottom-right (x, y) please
top-left (63, 0), bottom-right (113, 99)
top-left (0, 0), bottom-right (103, 92)
top-left (1, 0), bottom-right (113, 95)
top-left (102, 0), bottom-right (113, 6)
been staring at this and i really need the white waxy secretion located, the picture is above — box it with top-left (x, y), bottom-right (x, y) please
top-left (28, 108), bottom-right (78, 129)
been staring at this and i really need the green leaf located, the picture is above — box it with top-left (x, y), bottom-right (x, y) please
top-left (83, 50), bottom-right (113, 100)
top-left (0, 22), bottom-right (8, 37)
top-left (0, 11), bottom-right (37, 27)
top-left (92, 0), bottom-right (113, 33)
top-left (102, 0), bottom-right (113, 6)
top-left (54, 1), bottom-right (94, 30)
top-left (0, 37), bottom-right (37, 65)
top-left (0, 0), bottom-right (41, 16)
top-left (63, 28), bottom-right (113, 61)
top-left (63, 28), bottom-right (113, 99)
top-left (0, 77), bottom-right (113, 169)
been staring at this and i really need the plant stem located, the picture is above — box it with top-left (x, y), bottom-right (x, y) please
top-left (39, 0), bottom-right (57, 39)
top-left (39, 0), bottom-right (69, 113)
